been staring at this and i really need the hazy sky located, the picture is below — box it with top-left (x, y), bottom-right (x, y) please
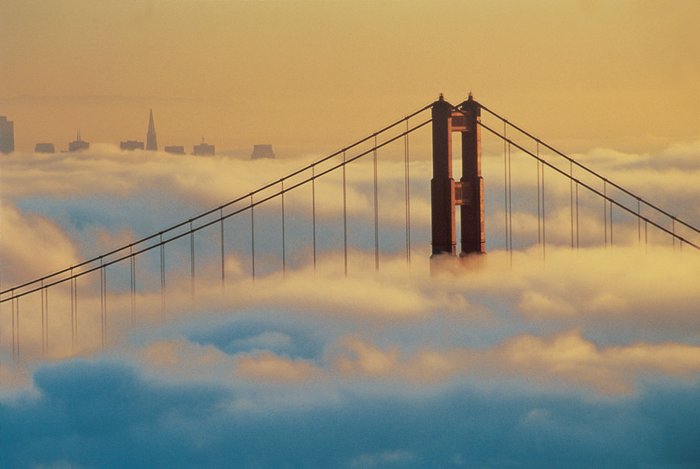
top-left (1, 0), bottom-right (699, 152)
top-left (2, 1), bottom-right (700, 467)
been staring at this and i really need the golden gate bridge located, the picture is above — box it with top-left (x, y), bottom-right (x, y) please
top-left (2, 94), bottom-right (699, 363)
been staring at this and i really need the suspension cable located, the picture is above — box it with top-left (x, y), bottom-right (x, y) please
top-left (100, 261), bottom-right (106, 350)
top-left (343, 150), bottom-right (348, 276)
top-left (637, 198), bottom-right (641, 244)
top-left (41, 280), bottom-right (46, 356)
top-left (250, 194), bottom-right (255, 281)
top-left (70, 269), bottom-right (77, 351)
top-left (281, 179), bottom-right (286, 275)
top-left (603, 181), bottom-right (608, 246)
top-left (404, 118), bottom-right (411, 265)
top-left (503, 121), bottom-right (509, 253)
top-left (541, 152), bottom-right (546, 259)
top-left (508, 137), bottom-right (513, 261)
top-left (190, 221), bottom-right (195, 300)
top-left (575, 182), bottom-right (580, 249)
top-left (1, 103), bottom-right (433, 299)
top-left (478, 103), bottom-right (700, 237)
top-left (12, 296), bottom-right (19, 362)
top-left (373, 133), bottom-right (379, 271)
top-left (536, 142), bottom-right (541, 245)
top-left (130, 245), bottom-right (135, 325)
top-left (220, 208), bottom-right (225, 290)
top-left (610, 198), bottom-right (614, 246)
top-left (2, 118), bottom-right (432, 302)
top-left (570, 160), bottom-right (574, 248)
top-left (478, 120), bottom-right (700, 250)
top-left (160, 233), bottom-right (165, 316)
top-left (311, 166), bottom-right (317, 272)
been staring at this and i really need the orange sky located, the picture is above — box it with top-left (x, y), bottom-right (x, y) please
top-left (1, 0), bottom-right (699, 153)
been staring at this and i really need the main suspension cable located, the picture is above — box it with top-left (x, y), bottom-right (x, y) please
top-left (2, 103), bottom-right (433, 299)
top-left (478, 120), bottom-right (700, 250)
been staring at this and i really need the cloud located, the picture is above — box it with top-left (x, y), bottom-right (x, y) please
top-left (0, 202), bottom-right (79, 286)
top-left (2, 358), bottom-right (700, 467)
top-left (322, 329), bottom-right (700, 395)
top-left (494, 331), bottom-right (700, 395)
top-left (235, 351), bottom-right (320, 383)
top-left (1, 140), bottom-right (700, 466)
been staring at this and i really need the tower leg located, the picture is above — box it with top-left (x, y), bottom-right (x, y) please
top-left (460, 97), bottom-right (485, 255)
top-left (431, 96), bottom-right (456, 256)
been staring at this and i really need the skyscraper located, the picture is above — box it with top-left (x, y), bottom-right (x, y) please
top-left (35, 143), bottom-right (55, 153)
top-left (164, 145), bottom-right (185, 155)
top-left (146, 109), bottom-right (157, 151)
top-left (68, 130), bottom-right (89, 152)
top-left (193, 138), bottom-right (215, 156)
top-left (251, 144), bottom-right (275, 159)
top-left (0, 116), bottom-right (15, 153)
top-left (120, 140), bottom-right (145, 151)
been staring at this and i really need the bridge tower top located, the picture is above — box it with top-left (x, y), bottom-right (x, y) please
top-left (430, 94), bottom-right (484, 257)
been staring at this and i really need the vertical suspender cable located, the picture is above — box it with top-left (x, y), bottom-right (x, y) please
top-left (541, 156), bottom-right (546, 260)
top-left (570, 161), bottom-right (574, 249)
top-left (104, 263), bottom-right (107, 349)
top-left (536, 141), bottom-right (541, 245)
top-left (312, 166), bottom-right (317, 272)
top-left (130, 245), bottom-right (135, 326)
top-left (281, 180), bottom-right (286, 275)
top-left (74, 276), bottom-right (78, 342)
top-left (672, 218), bottom-right (676, 248)
top-left (610, 199), bottom-right (614, 246)
top-left (603, 181), bottom-right (608, 246)
top-left (575, 182), bottom-right (580, 249)
top-left (503, 121), bottom-right (509, 253)
top-left (190, 221), bottom-right (195, 300)
top-left (100, 259), bottom-right (106, 350)
top-left (342, 151), bottom-right (348, 276)
top-left (404, 118), bottom-right (411, 265)
top-left (637, 198), bottom-right (641, 244)
top-left (373, 134), bottom-right (379, 271)
top-left (220, 208), bottom-right (225, 290)
top-left (41, 280), bottom-right (46, 356)
top-left (11, 292), bottom-right (16, 362)
top-left (645, 220), bottom-right (648, 246)
top-left (250, 195), bottom-right (256, 281)
top-left (44, 287), bottom-right (49, 355)
top-left (15, 297), bottom-right (20, 362)
top-left (70, 269), bottom-right (75, 351)
top-left (160, 233), bottom-right (165, 316)
top-left (508, 140), bottom-right (513, 261)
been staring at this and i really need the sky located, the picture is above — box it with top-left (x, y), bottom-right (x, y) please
top-left (2, 1), bottom-right (700, 467)
top-left (1, 0), bottom-right (700, 152)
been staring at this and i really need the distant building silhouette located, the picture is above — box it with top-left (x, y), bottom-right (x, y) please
top-left (146, 109), bottom-right (157, 151)
top-left (68, 130), bottom-right (89, 152)
top-left (0, 116), bottom-right (14, 153)
top-left (164, 145), bottom-right (185, 155)
top-left (251, 144), bottom-right (275, 159)
top-left (193, 138), bottom-right (215, 156)
top-left (35, 143), bottom-right (55, 153)
top-left (120, 140), bottom-right (145, 151)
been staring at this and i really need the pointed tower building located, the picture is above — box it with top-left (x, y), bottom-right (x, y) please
top-left (146, 109), bottom-right (158, 151)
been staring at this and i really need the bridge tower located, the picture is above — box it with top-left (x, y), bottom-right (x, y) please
top-left (431, 94), bottom-right (485, 257)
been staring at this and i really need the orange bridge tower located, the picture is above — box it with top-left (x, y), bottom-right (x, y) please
top-left (431, 94), bottom-right (485, 257)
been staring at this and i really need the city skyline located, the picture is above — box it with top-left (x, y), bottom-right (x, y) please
top-left (1, 1), bottom-right (699, 467)
top-left (2, 1), bottom-right (699, 154)
top-left (1, 109), bottom-right (273, 156)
